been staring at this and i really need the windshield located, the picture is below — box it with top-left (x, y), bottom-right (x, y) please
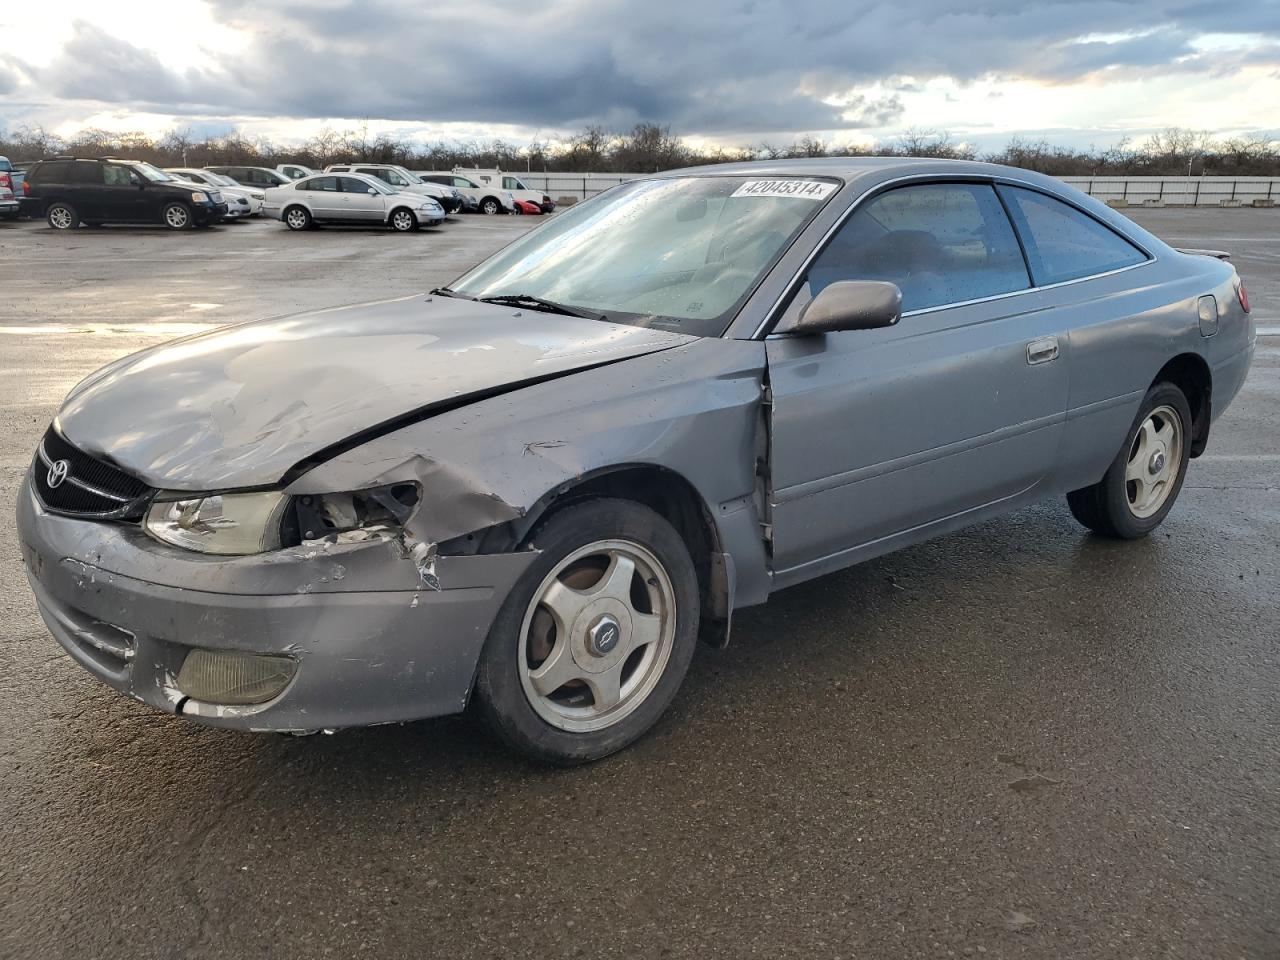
top-left (207, 172), bottom-right (239, 186)
top-left (133, 162), bottom-right (173, 182)
top-left (390, 167), bottom-right (424, 184)
top-left (0, 158), bottom-right (12, 173)
top-left (451, 175), bottom-right (839, 336)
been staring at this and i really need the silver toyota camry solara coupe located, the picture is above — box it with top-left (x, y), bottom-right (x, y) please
top-left (18, 158), bottom-right (1255, 763)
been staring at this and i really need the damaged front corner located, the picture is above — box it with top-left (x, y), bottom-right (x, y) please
top-left (402, 533), bottom-right (441, 591)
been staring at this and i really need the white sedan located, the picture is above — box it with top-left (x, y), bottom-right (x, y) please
top-left (164, 168), bottom-right (262, 219)
top-left (262, 172), bottom-right (445, 231)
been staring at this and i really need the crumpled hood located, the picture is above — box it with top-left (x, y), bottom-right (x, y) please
top-left (57, 295), bottom-right (692, 490)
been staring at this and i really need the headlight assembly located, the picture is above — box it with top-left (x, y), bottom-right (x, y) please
top-left (144, 483), bottom-right (420, 554)
top-left (145, 491), bottom-right (290, 555)
top-left (190, 190), bottom-right (209, 203)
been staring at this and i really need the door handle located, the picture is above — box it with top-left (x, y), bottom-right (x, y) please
top-left (1027, 337), bottom-right (1059, 365)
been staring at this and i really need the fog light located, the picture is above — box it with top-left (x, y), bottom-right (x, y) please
top-left (176, 649), bottom-right (296, 705)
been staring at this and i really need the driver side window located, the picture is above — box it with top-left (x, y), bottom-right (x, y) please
top-left (103, 165), bottom-right (136, 186)
top-left (806, 183), bottom-right (1030, 313)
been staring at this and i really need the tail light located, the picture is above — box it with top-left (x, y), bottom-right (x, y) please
top-left (1237, 282), bottom-right (1250, 314)
top-left (0, 173), bottom-right (9, 189)
top-left (22, 180), bottom-right (30, 197)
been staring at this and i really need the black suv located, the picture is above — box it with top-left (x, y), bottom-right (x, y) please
top-left (20, 158), bottom-right (228, 230)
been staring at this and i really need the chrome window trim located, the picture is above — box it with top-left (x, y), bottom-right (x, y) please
top-left (752, 172), bottom-right (1157, 339)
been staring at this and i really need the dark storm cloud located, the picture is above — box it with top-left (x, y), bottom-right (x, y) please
top-left (42, 22), bottom-right (235, 109)
top-left (25, 0), bottom-right (1280, 134)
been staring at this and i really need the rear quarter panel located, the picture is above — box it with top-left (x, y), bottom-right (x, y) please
top-left (1055, 251), bottom-right (1246, 492)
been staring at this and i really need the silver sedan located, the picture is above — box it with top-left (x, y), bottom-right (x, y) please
top-left (262, 172), bottom-right (444, 231)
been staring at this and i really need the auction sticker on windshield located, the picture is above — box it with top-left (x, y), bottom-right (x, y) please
top-left (731, 179), bottom-right (838, 200)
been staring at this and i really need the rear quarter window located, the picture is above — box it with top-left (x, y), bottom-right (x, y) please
top-left (999, 186), bottom-right (1148, 286)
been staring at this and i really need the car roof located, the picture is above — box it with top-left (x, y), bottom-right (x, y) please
top-left (657, 156), bottom-right (1032, 183)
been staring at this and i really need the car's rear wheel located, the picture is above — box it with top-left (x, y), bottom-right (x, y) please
top-left (163, 202), bottom-right (192, 230)
top-left (481, 196), bottom-right (501, 215)
top-left (1067, 382), bottom-right (1192, 538)
top-left (47, 202), bottom-right (79, 230)
top-left (284, 205), bottom-right (312, 231)
top-left (474, 498), bottom-right (700, 765)
top-left (389, 208), bottom-right (418, 232)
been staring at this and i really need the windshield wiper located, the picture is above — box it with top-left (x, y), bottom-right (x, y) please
top-left (474, 293), bottom-right (607, 322)
top-left (430, 287), bottom-right (465, 298)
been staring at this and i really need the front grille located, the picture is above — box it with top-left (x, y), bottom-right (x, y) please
top-left (33, 427), bottom-right (153, 519)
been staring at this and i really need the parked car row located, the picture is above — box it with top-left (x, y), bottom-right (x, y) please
top-left (12, 155), bottom-right (556, 231)
top-left (273, 162), bottom-right (554, 215)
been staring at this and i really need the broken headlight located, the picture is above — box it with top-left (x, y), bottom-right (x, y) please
top-left (143, 484), bottom-right (419, 555)
top-left (292, 483), bottom-right (420, 542)
top-left (145, 491), bottom-right (291, 555)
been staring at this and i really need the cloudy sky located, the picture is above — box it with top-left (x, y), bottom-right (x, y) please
top-left (1, 0), bottom-right (1277, 150)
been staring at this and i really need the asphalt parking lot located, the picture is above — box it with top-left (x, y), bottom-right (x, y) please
top-left (1, 208), bottom-right (1277, 959)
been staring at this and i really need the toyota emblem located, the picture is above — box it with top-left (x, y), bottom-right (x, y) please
top-left (46, 459), bottom-right (71, 489)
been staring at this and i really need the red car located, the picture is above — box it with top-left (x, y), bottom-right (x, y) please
top-left (513, 198), bottom-right (542, 215)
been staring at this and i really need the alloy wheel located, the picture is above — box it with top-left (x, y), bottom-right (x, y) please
top-left (165, 205), bottom-right (190, 229)
top-left (518, 539), bottom-right (677, 733)
top-left (49, 207), bottom-right (73, 229)
top-left (1125, 404), bottom-right (1183, 518)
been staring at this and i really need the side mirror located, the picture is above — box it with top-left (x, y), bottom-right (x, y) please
top-left (368, 188), bottom-right (377, 195)
top-left (776, 280), bottom-right (902, 336)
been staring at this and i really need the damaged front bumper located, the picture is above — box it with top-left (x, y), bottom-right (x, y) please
top-left (16, 477), bottom-right (535, 732)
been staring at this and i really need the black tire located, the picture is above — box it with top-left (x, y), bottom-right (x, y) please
top-left (474, 498), bottom-right (700, 765)
top-left (1067, 381), bottom-right (1193, 539)
top-left (481, 196), bottom-right (502, 215)
top-left (162, 202), bottom-right (193, 230)
top-left (389, 207), bottom-right (418, 232)
top-left (46, 202), bottom-right (79, 230)
top-left (283, 205), bottom-right (312, 231)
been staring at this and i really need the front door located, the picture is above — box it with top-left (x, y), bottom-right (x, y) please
top-left (765, 181), bottom-right (1071, 582)
top-left (337, 176), bottom-right (385, 222)
top-left (99, 164), bottom-right (150, 221)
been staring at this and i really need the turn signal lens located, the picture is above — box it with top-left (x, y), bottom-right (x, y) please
top-left (176, 649), bottom-right (296, 705)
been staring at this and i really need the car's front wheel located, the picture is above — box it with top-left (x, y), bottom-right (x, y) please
top-left (474, 498), bottom-right (700, 765)
top-left (389, 207), bottom-right (418, 232)
top-left (481, 196), bottom-right (501, 215)
top-left (47, 202), bottom-right (79, 230)
top-left (162, 202), bottom-right (192, 230)
top-left (1067, 382), bottom-right (1193, 538)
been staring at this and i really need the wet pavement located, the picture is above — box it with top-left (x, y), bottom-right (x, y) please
top-left (1, 209), bottom-right (1277, 959)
